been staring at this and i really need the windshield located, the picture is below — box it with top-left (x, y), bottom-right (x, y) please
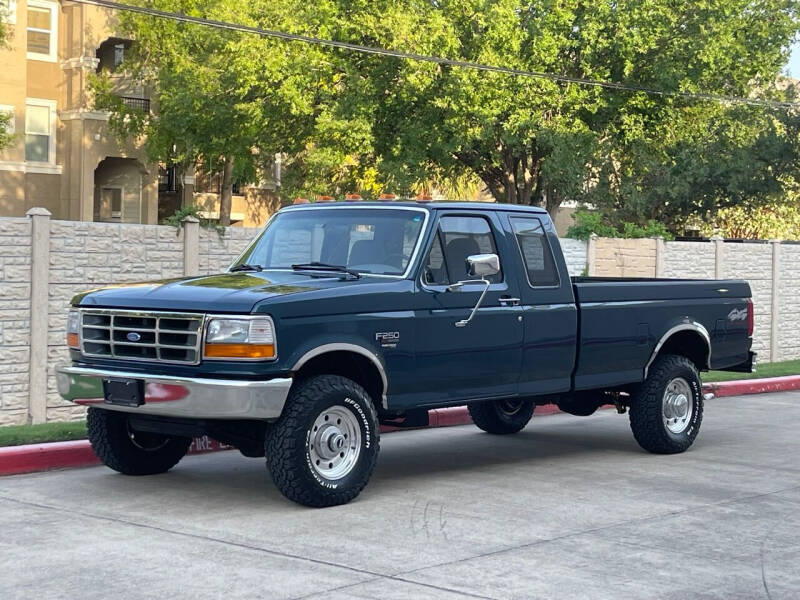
top-left (234, 208), bottom-right (427, 276)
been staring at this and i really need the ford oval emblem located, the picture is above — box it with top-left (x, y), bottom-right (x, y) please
top-left (126, 332), bottom-right (142, 342)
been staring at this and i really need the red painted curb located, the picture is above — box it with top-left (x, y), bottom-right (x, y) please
top-left (0, 440), bottom-right (99, 476)
top-left (0, 436), bottom-right (233, 477)
top-left (702, 375), bottom-right (800, 398)
top-left (2, 376), bottom-right (798, 477)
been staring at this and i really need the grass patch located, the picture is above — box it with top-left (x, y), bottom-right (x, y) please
top-left (702, 359), bottom-right (800, 383)
top-left (0, 421), bottom-right (87, 447)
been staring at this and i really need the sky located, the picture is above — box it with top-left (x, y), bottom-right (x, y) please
top-left (787, 41), bottom-right (800, 78)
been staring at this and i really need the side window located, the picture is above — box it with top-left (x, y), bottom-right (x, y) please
top-left (423, 231), bottom-right (448, 285)
top-left (510, 216), bottom-right (559, 287)
top-left (423, 215), bottom-right (502, 285)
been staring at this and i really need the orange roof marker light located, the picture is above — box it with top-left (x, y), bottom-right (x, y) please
top-left (292, 197), bottom-right (310, 204)
top-left (415, 193), bottom-right (433, 203)
top-left (316, 195), bottom-right (335, 203)
top-left (378, 193), bottom-right (396, 201)
top-left (344, 193), bottom-right (363, 201)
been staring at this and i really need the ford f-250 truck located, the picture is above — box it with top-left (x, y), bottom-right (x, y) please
top-left (56, 202), bottom-right (755, 507)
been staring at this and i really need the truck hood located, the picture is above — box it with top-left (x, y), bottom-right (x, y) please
top-left (72, 271), bottom-right (375, 313)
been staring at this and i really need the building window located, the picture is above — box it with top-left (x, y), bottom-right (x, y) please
top-left (158, 164), bottom-right (178, 193)
top-left (26, 0), bottom-right (58, 62)
top-left (1, 1), bottom-right (18, 25)
top-left (96, 38), bottom-right (133, 72)
top-left (25, 99), bottom-right (56, 164)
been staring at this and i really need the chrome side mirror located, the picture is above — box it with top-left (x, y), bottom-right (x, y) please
top-left (448, 253), bottom-right (500, 327)
top-left (467, 253), bottom-right (500, 278)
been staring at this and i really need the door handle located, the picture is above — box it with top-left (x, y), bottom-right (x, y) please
top-left (498, 296), bottom-right (520, 307)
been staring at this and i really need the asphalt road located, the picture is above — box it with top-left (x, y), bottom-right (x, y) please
top-left (1, 391), bottom-right (798, 600)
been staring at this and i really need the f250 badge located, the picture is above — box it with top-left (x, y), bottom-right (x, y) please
top-left (375, 331), bottom-right (400, 348)
top-left (728, 308), bottom-right (748, 322)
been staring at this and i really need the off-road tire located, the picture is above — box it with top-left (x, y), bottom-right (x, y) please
top-left (86, 407), bottom-right (191, 475)
top-left (629, 354), bottom-right (704, 454)
top-left (265, 375), bottom-right (380, 507)
top-left (468, 398), bottom-right (535, 434)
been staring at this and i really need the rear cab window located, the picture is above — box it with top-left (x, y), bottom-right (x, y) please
top-left (509, 216), bottom-right (560, 288)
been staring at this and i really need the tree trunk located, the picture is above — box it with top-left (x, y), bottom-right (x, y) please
top-left (545, 184), bottom-right (562, 220)
top-left (219, 155), bottom-right (234, 227)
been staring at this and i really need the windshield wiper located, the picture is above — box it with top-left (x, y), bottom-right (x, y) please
top-left (229, 263), bottom-right (263, 272)
top-left (291, 262), bottom-right (360, 279)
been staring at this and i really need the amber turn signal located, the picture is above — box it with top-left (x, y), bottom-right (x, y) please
top-left (204, 343), bottom-right (275, 359)
top-left (66, 332), bottom-right (79, 349)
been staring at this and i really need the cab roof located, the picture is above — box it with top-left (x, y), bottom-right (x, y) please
top-left (281, 201), bottom-right (548, 214)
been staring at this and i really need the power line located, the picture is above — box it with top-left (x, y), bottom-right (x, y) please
top-left (75, 0), bottom-right (799, 110)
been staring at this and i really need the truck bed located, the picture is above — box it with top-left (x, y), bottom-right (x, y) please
top-left (570, 277), bottom-right (752, 391)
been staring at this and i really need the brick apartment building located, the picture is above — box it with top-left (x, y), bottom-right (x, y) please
top-left (0, 0), bottom-right (278, 226)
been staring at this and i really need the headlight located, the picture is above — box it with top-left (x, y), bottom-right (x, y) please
top-left (66, 309), bottom-right (80, 349)
top-left (204, 316), bottom-right (276, 359)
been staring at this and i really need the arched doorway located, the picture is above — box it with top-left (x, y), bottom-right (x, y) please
top-left (93, 157), bottom-right (147, 223)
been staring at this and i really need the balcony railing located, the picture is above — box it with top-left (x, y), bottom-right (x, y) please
top-left (119, 96), bottom-right (150, 113)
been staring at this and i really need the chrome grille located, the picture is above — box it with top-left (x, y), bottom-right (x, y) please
top-left (79, 310), bottom-right (205, 365)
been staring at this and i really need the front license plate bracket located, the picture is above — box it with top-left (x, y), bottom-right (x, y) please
top-left (103, 378), bottom-right (145, 407)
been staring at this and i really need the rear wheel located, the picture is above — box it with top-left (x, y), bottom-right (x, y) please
top-left (265, 375), bottom-right (380, 507)
top-left (629, 354), bottom-right (704, 454)
top-left (87, 407), bottom-right (191, 475)
top-left (468, 398), bottom-right (535, 434)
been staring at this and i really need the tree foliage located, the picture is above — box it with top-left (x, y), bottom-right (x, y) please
top-left (566, 209), bottom-right (673, 240)
top-left (92, 0), bottom-right (336, 223)
top-left (699, 202), bottom-right (800, 240)
top-left (93, 0), bottom-right (800, 232)
top-left (330, 0), bottom-right (800, 222)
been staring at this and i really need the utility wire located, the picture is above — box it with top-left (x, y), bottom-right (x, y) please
top-left (75, 0), bottom-right (799, 110)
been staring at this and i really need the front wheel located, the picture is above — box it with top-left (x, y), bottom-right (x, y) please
top-left (265, 375), bottom-right (380, 507)
top-left (468, 398), bottom-right (535, 434)
top-left (629, 354), bottom-right (704, 454)
top-left (86, 407), bottom-right (191, 475)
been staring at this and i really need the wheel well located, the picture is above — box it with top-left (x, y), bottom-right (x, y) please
top-left (293, 351), bottom-right (385, 406)
top-left (653, 330), bottom-right (710, 371)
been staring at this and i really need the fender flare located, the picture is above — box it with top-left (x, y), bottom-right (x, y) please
top-left (644, 322), bottom-right (711, 378)
top-left (291, 343), bottom-right (389, 407)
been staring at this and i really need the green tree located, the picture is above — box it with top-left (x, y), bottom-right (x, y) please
top-left (92, 0), bottom-right (333, 224)
top-left (331, 0), bottom-right (800, 220)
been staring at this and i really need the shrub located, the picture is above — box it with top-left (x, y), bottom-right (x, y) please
top-left (567, 209), bottom-right (673, 240)
top-left (699, 203), bottom-right (800, 240)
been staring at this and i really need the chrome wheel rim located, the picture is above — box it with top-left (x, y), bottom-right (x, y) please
top-left (498, 399), bottom-right (525, 416)
top-left (308, 405), bottom-right (361, 480)
top-left (663, 377), bottom-right (694, 434)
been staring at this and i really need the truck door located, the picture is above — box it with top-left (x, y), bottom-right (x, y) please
top-left (404, 211), bottom-right (524, 408)
top-left (503, 213), bottom-right (578, 395)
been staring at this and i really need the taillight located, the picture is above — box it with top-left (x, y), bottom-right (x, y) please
top-left (747, 298), bottom-right (754, 337)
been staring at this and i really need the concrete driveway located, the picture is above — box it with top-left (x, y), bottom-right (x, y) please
top-left (1, 391), bottom-right (798, 600)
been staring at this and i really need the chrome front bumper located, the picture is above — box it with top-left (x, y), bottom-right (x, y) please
top-left (55, 365), bottom-right (292, 420)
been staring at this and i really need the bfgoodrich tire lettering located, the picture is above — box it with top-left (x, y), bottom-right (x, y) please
top-left (265, 375), bottom-right (380, 507)
top-left (629, 354), bottom-right (704, 454)
top-left (86, 407), bottom-right (191, 475)
top-left (468, 398), bottom-right (535, 434)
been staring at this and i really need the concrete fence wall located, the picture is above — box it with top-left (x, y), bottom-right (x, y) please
top-left (0, 210), bottom-right (264, 426)
top-left (0, 211), bottom-right (795, 426)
